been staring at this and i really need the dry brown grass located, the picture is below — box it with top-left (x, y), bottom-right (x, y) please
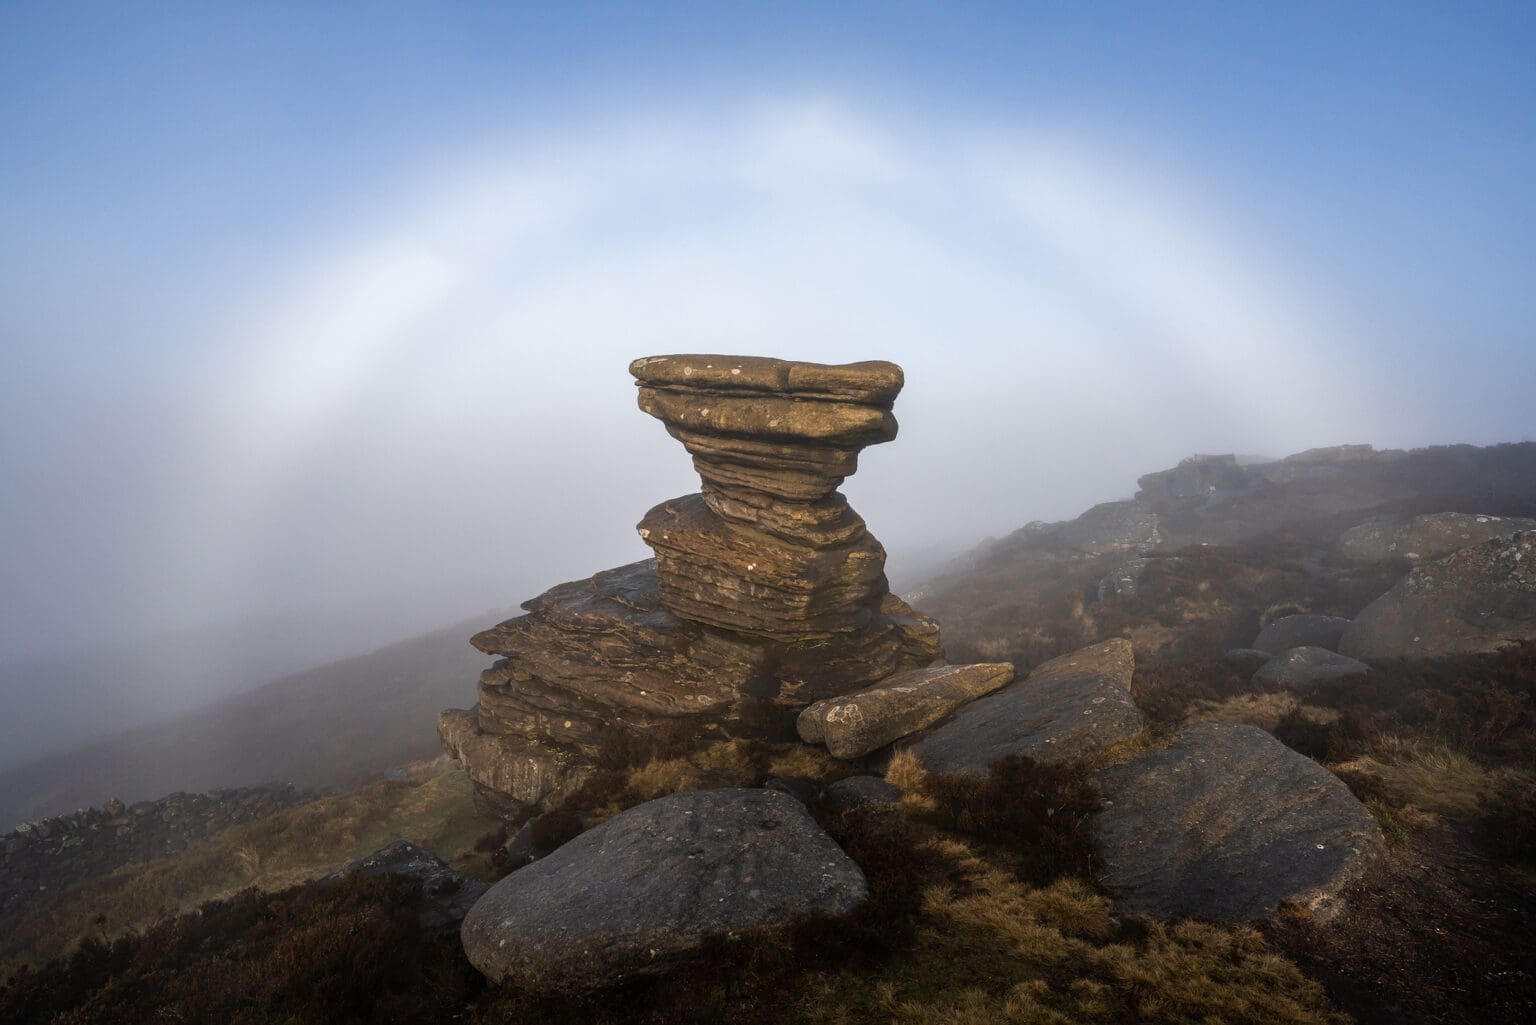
top-left (1185, 691), bottom-right (1341, 732)
top-left (1333, 735), bottom-right (1533, 822)
top-left (797, 835), bottom-right (1345, 1025)
top-left (624, 740), bottom-right (761, 801)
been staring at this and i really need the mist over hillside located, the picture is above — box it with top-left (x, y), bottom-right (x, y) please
top-left (0, 580), bottom-right (526, 773)
top-left (0, 615), bottom-right (500, 828)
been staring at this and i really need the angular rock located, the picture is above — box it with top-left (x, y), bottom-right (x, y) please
top-left (824, 775), bottom-right (900, 812)
top-left (437, 709), bottom-right (589, 817)
top-left (1252, 614), bottom-right (1352, 654)
top-left (1223, 648), bottom-right (1274, 676)
top-left (471, 560), bottom-right (767, 724)
top-left (1093, 723), bottom-right (1382, 920)
top-left (1340, 512), bottom-right (1536, 563)
top-left (797, 662), bottom-right (1014, 758)
top-left (1253, 646), bottom-right (1371, 688)
top-left (629, 354), bottom-right (904, 404)
top-left (460, 789), bottom-right (867, 991)
top-left (632, 354), bottom-right (902, 509)
top-left (905, 639), bottom-right (1142, 773)
top-left (1097, 557), bottom-right (1153, 600)
top-left (1340, 530), bottom-right (1536, 660)
top-left (325, 840), bottom-right (487, 931)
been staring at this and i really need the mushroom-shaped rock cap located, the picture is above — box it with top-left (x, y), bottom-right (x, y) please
top-left (630, 354), bottom-right (905, 407)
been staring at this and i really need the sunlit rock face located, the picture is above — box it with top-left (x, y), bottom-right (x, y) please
top-left (439, 355), bottom-right (943, 820)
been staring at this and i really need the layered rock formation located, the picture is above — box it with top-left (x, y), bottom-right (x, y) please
top-left (440, 355), bottom-right (945, 819)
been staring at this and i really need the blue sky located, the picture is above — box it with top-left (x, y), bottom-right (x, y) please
top-left (1, 2), bottom-right (1533, 664)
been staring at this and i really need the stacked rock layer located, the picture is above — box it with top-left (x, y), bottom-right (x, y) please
top-left (440, 355), bottom-right (944, 819)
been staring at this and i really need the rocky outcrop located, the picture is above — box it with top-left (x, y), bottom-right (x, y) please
top-left (631, 355), bottom-right (902, 636)
top-left (440, 356), bottom-right (952, 819)
top-left (1097, 557), bottom-right (1154, 600)
top-left (796, 662), bottom-right (1014, 759)
top-left (905, 639), bottom-right (1142, 773)
top-left (1252, 614), bottom-right (1352, 654)
top-left (324, 840), bottom-right (487, 931)
top-left (1093, 723), bottom-right (1381, 920)
top-left (1253, 646), bottom-right (1371, 688)
top-left (460, 788), bottom-right (866, 991)
top-left (1341, 530), bottom-right (1536, 660)
top-left (1, 784), bottom-right (308, 922)
top-left (1340, 512), bottom-right (1536, 563)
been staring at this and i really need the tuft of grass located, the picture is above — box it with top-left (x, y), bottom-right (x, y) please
top-left (1185, 691), bottom-right (1340, 733)
top-left (624, 740), bottom-right (761, 801)
top-left (1331, 736), bottom-right (1519, 821)
top-left (917, 756), bottom-right (1100, 886)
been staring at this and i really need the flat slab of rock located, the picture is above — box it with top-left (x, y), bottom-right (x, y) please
top-left (1340, 530), bottom-right (1536, 660)
top-left (797, 662), bottom-right (1014, 758)
top-left (460, 788), bottom-right (866, 991)
top-left (1252, 614), bottom-right (1352, 654)
top-left (1252, 646), bottom-right (1371, 688)
top-left (1093, 723), bottom-right (1381, 920)
top-left (905, 639), bottom-right (1142, 773)
top-left (1340, 512), bottom-right (1536, 563)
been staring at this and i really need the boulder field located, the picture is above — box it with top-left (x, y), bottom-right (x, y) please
top-left (441, 356), bottom-right (1403, 992)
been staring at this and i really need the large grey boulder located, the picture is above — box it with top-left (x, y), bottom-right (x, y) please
top-left (797, 662), bottom-right (1014, 758)
top-left (1340, 512), bottom-right (1536, 563)
top-left (1252, 646), bottom-right (1371, 689)
top-left (1093, 723), bottom-right (1381, 920)
top-left (1252, 614), bottom-right (1352, 654)
top-left (460, 788), bottom-right (866, 991)
top-left (905, 639), bottom-right (1142, 774)
top-left (1340, 530), bottom-right (1536, 660)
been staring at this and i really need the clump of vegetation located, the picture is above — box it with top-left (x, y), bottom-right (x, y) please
top-left (915, 755), bottom-right (1100, 885)
top-left (0, 873), bottom-right (482, 1025)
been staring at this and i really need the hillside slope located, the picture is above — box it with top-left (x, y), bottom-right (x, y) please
top-left (0, 616), bottom-right (502, 827)
top-left (916, 442), bottom-right (1536, 671)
